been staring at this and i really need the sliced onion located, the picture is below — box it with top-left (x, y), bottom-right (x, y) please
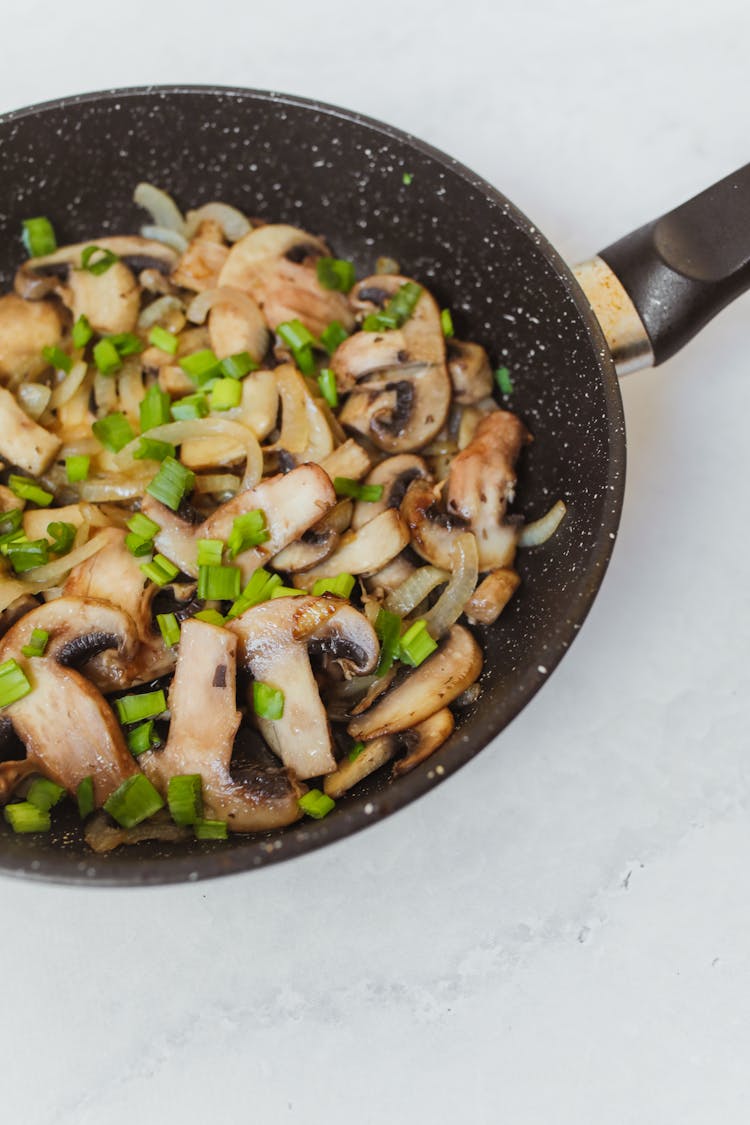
top-left (186, 286), bottom-right (261, 325)
top-left (59, 437), bottom-right (101, 457)
top-left (137, 295), bottom-right (185, 329)
top-left (93, 370), bottom-right (118, 416)
top-left (133, 183), bottom-right (185, 233)
top-left (518, 500), bottom-right (567, 547)
top-left (49, 360), bottom-right (88, 408)
top-left (118, 362), bottom-right (144, 426)
top-left (193, 473), bottom-right (241, 495)
top-left (420, 533), bottom-right (479, 639)
top-left (16, 382), bottom-right (51, 421)
top-left (140, 224), bottom-right (188, 254)
top-left (74, 472), bottom-right (154, 502)
top-left (1, 532), bottom-right (110, 599)
top-left (263, 366), bottom-right (309, 454)
top-left (184, 203), bottom-right (251, 242)
top-left (114, 418), bottom-right (263, 489)
top-left (385, 565), bottom-right (449, 617)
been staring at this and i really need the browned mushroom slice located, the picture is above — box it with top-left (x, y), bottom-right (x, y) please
top-left (390, 707), bottom-right (455, 777)
top-left (348, 624), bottom-right (481, 741)
top-left (324, 707), bottom-right (455, 796)
top-left (142, 618), bottom-right (305, 830)
top-left (270, 500), bottom-right (352, 574)
top-left (228, 596), bottom-right (379, 779)
top-left (0, 386), bottom-right (61, 475)
top-left (323, 734), bottom-right (398, 798)
top-left (363, 553), bottom-right (417, 597)
top-left (171, 220), bottom-right (229, 291)
top-left (16, 235), bottom-right (178, 289)
top-left (446, 339), bottom-right (495, 404)
top-left (465, 568), bottom-right (521, 625)
top-left (400, 477), bottom-right (469, 571)
top-left (291, 509), bottom-right (410, 586)
top-left (350, 454), bottom-right (431, 529)
top-left (205, 289), bottom-right (270, 364)
top-left (85, 810), bottom-right (191, 853)
top-left (0, 294), bottom-right (63, 383)
top-left (67, 260), bottom-right (141, 335)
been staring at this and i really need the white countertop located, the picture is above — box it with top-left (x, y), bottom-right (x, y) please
top-left (2, 1), bottom-right (750, 1121)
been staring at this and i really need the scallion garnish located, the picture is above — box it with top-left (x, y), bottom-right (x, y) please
top-left (316, 256), bottom-right (356, 292)
top-left (348, 741), bottom-right (366, 762)
top-left (362, 281), bottom-right (422, 332)
top-left (227, 509), bottom-right (269, 557)
top-left (21, 628), bottom-right (49, 659)
top-left (76, 776), bottom-right (95, 819)
top-left (269, 586), bottom-right (305, 598)
top-left (197, 564), bottom-right (241, 601)
top-left (5, 538), bottom-right (49, 573)
top-left (92, 338), bottom-right (122, 375)
top-left (115, 688), bottom-right (167, 725)
top-left (21, 216), bottom-right (56, 258)
top-left (179, 348), bottom-right (222, 385)
top-left (146, 456), bottom-right (195, 511)
top-left (4, 802), bottom-right (50, 833)
top-left (311, 573), bottom-right (356, 599)
top-left (226, 568), bottom-right (282, 618)
top-left (81, 244), bottom-right (119, 275)
top-left (194, 818), bottom-right (227, 840)
top-left (193, 609), bottom-right (226, 626)
top-left (441, 308), bottom-right (454, 337)
top-left (495, 365), bottom-right (514, 395)
top-left (127, 721), bottom-right (160, 756)
top-left (72, 314), bottom-right (93, 349)
top-left (277, 319), bottom-right (318, 375)
top-left (402, 172), bottom-right (413, 185)
top-left (148, 325), bottom-right (179, 355)
top-left (42, 345), bottom-right (71, 373)
top-left (26, 776), bottom-right (65, 811)
top-left (196, 539), bottom-right (224, 567)
top-left (139, 383), bottom-right (172, 432)
top-left (398, 619), bottom-right (437, 667)
top-left (103, 774), bottom-right (164, 828)
top-left (125, 533), bottom-right (152, 557)
top-left (167, 774), bottom-right (204, 826)
top-left (8, 475), bottom-right (53, 507)
top-left (157, 612), bottom-right (180, 647)
top-left (252, 681), bottom-right (285, 721)
top-left (320, 320), bottom-right (349, 353)
top-left (375, 608), bottom-right (401, 677)
top-left (333, 476), bottom-right (384, 503)
top-left (134, 437), bottom-right (176, 462)
top-left (65, 455), bottom-right (90, 483)
top-left (92, 412), bottom-right (135, 453)
top-left (126, 512), bottom-right (160, 540)
top-left (47, 521), bottom-right (76, 555)
top-left (0, 658), bottom-right (32, 707)
top-left (220, 352), bottom-right (258, 379)
top-left (298, 789), bottom-right (335, 819)
top-left (317, 368), bottom-right (339, 408)
top-left (171, 393), bottom-right (209, 421)
top-left (140, 553), bottom-right (180, 586)
top-left (209, 378), bottom-right (242, 411)
top-left (0, 509), bottom-right (23, 538)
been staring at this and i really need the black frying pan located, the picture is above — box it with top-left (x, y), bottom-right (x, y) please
top-left (0, 86), bottom-right (744, 885)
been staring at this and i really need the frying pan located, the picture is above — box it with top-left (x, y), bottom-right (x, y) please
top-left (0, 86), bottom-right (745, 886)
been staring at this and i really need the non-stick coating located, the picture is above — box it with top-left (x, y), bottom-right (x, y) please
top-left (0, 87), bottom-right (625, 885)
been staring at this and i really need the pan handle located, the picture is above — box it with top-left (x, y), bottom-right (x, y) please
top-left (573, 163), bottom-right (750, 375)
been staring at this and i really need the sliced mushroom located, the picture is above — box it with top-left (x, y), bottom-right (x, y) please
top-left (465, 568), bottom-right (520, 625)
top-left (141, 619), bottom-right (305, 831)
top-left (0, 385), bottom-right (61, 475)
top-left (348, 624), bottom-right (481, 741)
top-left (324, 707), bottom-right (455, 796)
top-left (66, 261), bottom-right (141, 335)
top-left (16, 235), bottom-right (178, 291)
top-left (323, 733), bottom-right (397, 797)
top-left (0, 294), bottom-right (63, 384)
top-left (23, 501), bottom-right (109, 541)
top-left (319, 437), bottom-right (372, 482)
top-left (228, 596), bottom-right (379, 778)
top-left (270, 500), bottom-right (352, 574)
top-left (207, 289), bottom-right (270, 364)
top-left (171, 220), bottom-right (229, 292)
top-left (363, 553), bottom-right (417, 596)
top-left (400, 477), bottom-right (470, 571)
top-left (216, 224), bottom-right (355, 336)
top-left (390, 707), bottom-right (455, 777)
top-left (291, 509), bottom-right (410, 586)
top-left (350, 454), bottom-right (431, 529)
top-left (446, 339), bottom-right (495, 405)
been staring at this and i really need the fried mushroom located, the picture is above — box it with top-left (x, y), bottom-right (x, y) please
top-left (0, 294), bottom-right (63, 384)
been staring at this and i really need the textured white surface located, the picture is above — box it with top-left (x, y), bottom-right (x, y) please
top-left (2, 1), bottom-right (750, 1121)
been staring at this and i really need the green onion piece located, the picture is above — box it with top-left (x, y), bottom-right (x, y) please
top-left (0, 509), bottom-right (23, 537)
top-left (348, 741), bottom-right (366, 762)
top-left (115, 688), bottom-right (167, 725)
top-left (47, 521), bottom-right (76, 555)
top-left (210, 378), bottom-right (242, 411)
top-left (21, 216), bottom-right (56, 257)
top-left (7, 539), bottom-right (49, 573)
top-left (109, 332), bottom-right (143, 357)
top-left (227, 509), bottom-right (269, 557)
top-left (226, 568), bottom-right (282, 618)
top-left (194, 818), bottom-right (227, 840)
top-left (171, 393), bottom-right (209, 421)
top-left (298, 789), bottom-right (335, 819)
top-left (398, 619), bottom-right (438, 667)
top-left (139, 383), bottom-right (172, 432)
top-left (220, 352), bottom-right (258, 379)
top-left (193, 609), bottom-right (226, 626)
top-left (103, 774), bottom-right (164, 828)
top-left (72, 314), bottom-right (93, 349)
top-left (81, 244), bottom-right (119, 275)
top-left (441, 308), bottom-right (454, 337)
top-left (363, 281), bottom-right (422, 332)
top-left (252, 681), bottom-right (284, 721)
top-left (8, 474), bottom-right (53, 507)
top-left (277, 319), bottom-right (316, 351)
top-left (375, 608), bottom-right (402, 677)
top-left (140, 553), bottom-right (180, 586)
top-left (93, 337), bottom-right (122, 375)
top-left (333, 476), bottom-right (384, 503)
top-left (495, 365), bottom-right (514, 395)
top-left (167, 774), bottom-right (204, 826)
top-left (270, 586), bottom-right (305, 598)
top-left (197, 564), bottom-right (241, 601)
top-left (126, 512), bottom-right (160, 540)
top-left (0, 658), bottom-right (32, 707)
top-left (157, 612), bottom-right (181, 647)
top-left (42, 345), bottom-right (72, 373)
top-left (148, 325), bottom-right (179, 355)
top-left (320, 320), bottom-right (349, 353)
top-left (402, 172), bottom-right (413, 185)
top-left (362, 312), bottom-right (397, 331)
top-left (317, 367), bottom-right (339, 408)
top-left (127, 720), bottom-right (160, 756)
top-left (312, 573), bottom-right (356, 599)
top-left (196, 539), bottom-right (224, 567)
top-left (146, 456), bottom-right (195, 511)
top-left (179, 349), bottom-right (222, 385)
top-left (76, 776), bottom-right (95, 819)
top-left (4, 802), bottom-right (50, 833)
top-left (20, 627), bottom-right (49, 659)
top-left (316, 257), bottom-right (356, 292)
top-left (26, 776), bottom-right (65, 811)
top-left (65, 454), bottom-right (90, 483)
top-left (92, 412), bottom-right (134, 453)
top-left (125, 533), bottom-right (152, 557)
top-left (134, 437), bottom-right (176, 462)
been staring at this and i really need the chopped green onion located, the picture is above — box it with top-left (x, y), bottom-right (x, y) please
top-left (193, 609), bottom-right (226, 626)
top-left (8, 475), bottom-right (53, 507)
top-left (312, 573), bottom-right (356, 599)
top-left (363, 281), bottom-right (422, 332)
top-left (42, 345), bottom-right (71, 373)
top-left (317, 367), bottom-right (339, 408)
top-left (6, 539), bottom-right (49, 573)
top-left (72, 314), bottom-right (93, 349)
top-left (103, 774), bottom-right (164, 828)
top-left (0, 658), bottom-right (32, 707)
top-left (402, 172), bottom-right (413, 185)
top-left (76, 776), bottom-right (95, 819)
top-left (127, 512), bottom-right (160, 540)
top-left (125, 533), bottom-right (152, 557)
top-left (171, 393), bottom-right (209, 421)
top-left (252, 681), bottom-right (284, 721)
top-left (148, 325), bottom-right (178, 355)
top-left (157, 612), bottom-right (180, 647)
top-left (333, 476), bottom-right (384, 503)
top-left (398, 619), bottom-right (437, 667)
top-left (111, 332), bottom-right (144, 357)
top-left (348, 741), bottom-right (366, 762)
top-left (65, 454), bottom-right (90, 483)
top-left (167, 774), bottom-right (203, 826)
top-left (196, 539), bottom-right (224, 567)
top-left (134, 437), bottom-right (176, 462)
top-left (47, 521), bottom-right (76, 555)
top-left (140, 553), bottom-right (180, 586)
top-left (194, 818), bottom-right (227, 840)
top-left (227, 509), bottom-right (269, 557)
top-left (270, 586), bottom-right (305, 598)
top-left (441, 309), bottom-right (454, 337)
top-left (298, 789), bottom-right (335, 819)
top-left (277, 319), bottom-right (318, 375)
top-left (375, 608), bottom-right (402, 677)
top-left (0, 509), bottom-right (23, 537)
top-left (127, 720), bottom-right (160, 756)
top-left (139, 383), bottom-right (172, 432)
top-left (316, 257), bottom-right (356, 292)
top-left (209, 378), bottom-right (242, 411)
top-left (197, 564), bottom-right (241, 601)
top-left (81, 244), bottom-right (119, 275)
top-left (495, 365), bottom-right (514, 395)
top-left (146, 457), bottom-right (195, 511)
top-left (320, 320), bottom-right (349, 353)
top-left (179, 349), bottom-right (222, 385)
top-left (226, 568), bottom-right (282, 618)
top-left (220, 352), bottom-right (258, 379)
top-left (93, 338), bottom-right (122, 375)
top-left (20, 628), bottom-right (49, 659)
top-left (21, 216), bottom-right (56, 258)
top-left (115, 688), bottom-right (167, 725)
top-left (27, 776), bottom-right (65, 811)
top-left (4, 802), bottom-right (50, 833)
top-left (92, 412), bottom-right (134, 453)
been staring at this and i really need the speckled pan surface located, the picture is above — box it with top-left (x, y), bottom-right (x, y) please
top-left (0, 86), bottom-right (625, 885)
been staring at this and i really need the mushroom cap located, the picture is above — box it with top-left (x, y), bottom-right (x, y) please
top-left (446, 339), bottom-right (495, 405)
top-left (350, 454), bottom-right (431, 530)
top-left (291, 509), bottom-right (410, 584)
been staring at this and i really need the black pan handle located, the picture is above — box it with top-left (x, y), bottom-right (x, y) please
top-left (574, 163), bottom-right (750, 373)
